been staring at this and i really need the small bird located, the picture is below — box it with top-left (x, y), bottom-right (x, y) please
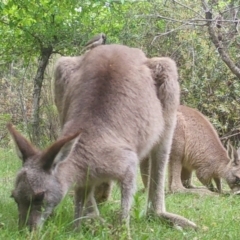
top-left (84, 33), bottom-right (106, 51)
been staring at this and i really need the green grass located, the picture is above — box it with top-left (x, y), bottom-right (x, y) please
top-left (1, 148), bottom-right (240, 240)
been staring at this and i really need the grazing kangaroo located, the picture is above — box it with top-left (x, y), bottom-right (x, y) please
top-left (8, 44), bottom-right (196, 232)
top-left (141, 105), bottom-right (240, 194)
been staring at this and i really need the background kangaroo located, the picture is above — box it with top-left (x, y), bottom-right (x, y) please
top-left (8, 44), bottom-right (196, 232)
top-left (141, 105), bottom-right (240, 194)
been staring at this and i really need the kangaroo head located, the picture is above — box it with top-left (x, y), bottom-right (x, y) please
top-left (7, 123), bottom-right (79, 230)
top-left (225, 141), bottom-right (240, 192)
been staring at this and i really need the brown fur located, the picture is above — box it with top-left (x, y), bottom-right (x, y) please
top-left (8, 44), bottom-right (196, 232)
top-left (141, 105), bottom-right (240, 194)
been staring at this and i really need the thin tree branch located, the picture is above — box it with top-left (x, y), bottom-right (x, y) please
top-left (151, 23), bottom-right (189, 44)
top-left (221, 132), bottom-right (240, 140)
top-left (173, 0), bottom-right (204, 18)
top-left (136, 14), bottom-right (239, 25)
top-left (221, 5), bottom-right (240, 15)
top-left (201, 0), bottom-right (240, 79)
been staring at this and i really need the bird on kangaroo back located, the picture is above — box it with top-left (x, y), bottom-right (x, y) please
top-left (83, 33), bottom-right (106, 52)
top-left (7, 44), bottom-right (197, 234)
top-left (140, 105), bottom-right (240, 195)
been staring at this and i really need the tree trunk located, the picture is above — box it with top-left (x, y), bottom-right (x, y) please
top-left (31, 47), bottom-right (52, 145)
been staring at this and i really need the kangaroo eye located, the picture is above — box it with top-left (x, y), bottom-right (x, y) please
top-left (235, 177), bottom-right (240, 184)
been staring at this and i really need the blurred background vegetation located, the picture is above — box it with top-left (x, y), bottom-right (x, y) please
top-left (1, 0), bottom-right (240, 147)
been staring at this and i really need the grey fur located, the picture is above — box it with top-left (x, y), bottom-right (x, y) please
top-left (8, 44), bottom-right (196, 232)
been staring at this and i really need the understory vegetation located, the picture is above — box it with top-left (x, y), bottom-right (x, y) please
top-left (1, 0), bottom-right (240, 147)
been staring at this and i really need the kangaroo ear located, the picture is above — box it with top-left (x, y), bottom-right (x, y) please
top-left (145, 57), bottom-right (178, 88)
top-left (233, 147), bottom-right (240, 166)
top-left (7, 123), bottom-right (38, 162)
top-left (40, 132), bottom-right (80, 171)
top-left (227, 140), bottom-right (233, 158)
top-left (227, 140), bottom-right (239, 166)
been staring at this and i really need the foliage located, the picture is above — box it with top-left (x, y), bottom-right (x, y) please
top-left (140, 0), bottom-right (240, 141)
top-left (1, 0), bottom-right (104, 58)
top-left (0, 0), bottom-right (128, 144)
top-left (1, 0), bottom-right (240, 142)
top-left (0, 113), bottom-right (11, 147)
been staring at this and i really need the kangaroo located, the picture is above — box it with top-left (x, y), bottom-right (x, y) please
top-left (8, 44), bottom-right (196, 232)
top-left (141, 105), bottom-right (240, 194)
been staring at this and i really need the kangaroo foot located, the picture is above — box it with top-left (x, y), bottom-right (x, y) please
top-left (185, 185), bottom-right (207, 190)
top-left (169, 187), bottom-right (217, 196)
top-left (158, 212), bottom-right (197, 230)
top-left (185, 188), bottom-right (217, 196)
